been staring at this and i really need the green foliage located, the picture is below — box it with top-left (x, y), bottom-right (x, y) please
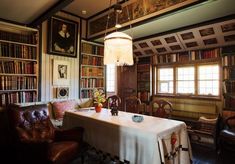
top-left (93, 88), bottom-right (106, 107)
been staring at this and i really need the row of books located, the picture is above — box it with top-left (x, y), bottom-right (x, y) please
top-left (80, 90), bottom-right (93, 98)
top-left (0, 91), bottom-right (37, 106)
top-left (223, 81), bottom-right (235, 94)
top-left (0, 42), bottom-right (37, 59)
top-left (82, 42), bottom-right (104, 56)
top-left (224, 95), bottom-right (235, 109)
top-left (137, 82), bottom-right (150, 91)
top-left (153, 48), bottom-right (220, 64)
top-left (0, 61), bottom-right (36, 74)
top-left (137, 64), bottom-right (150, 72)
top-left (222, 55), bottom-right (235, 66)
top-left (80, 78), bottom-right (104, 88)
top-left (82, 54), bottom-right (103, 66)
top-left (223, 67), bottom-right (235, 80)
top-left (0, 30), bottom-right (36, 44)
top-left (81, 67), bottom-right (103, 77)
top-left (137, 72), bottom-right (150, 81)
top-left (0, 76), bottom-right (37, 90)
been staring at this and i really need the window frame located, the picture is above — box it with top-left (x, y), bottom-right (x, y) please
top-left (155, 61), bottom-right (221, 99)
top-left (106, 64), bottom-right (117, 94)
top-left (157, 67), bottom-right (174, 94)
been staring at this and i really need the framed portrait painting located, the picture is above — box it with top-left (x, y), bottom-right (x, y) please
top-left (48, 16), bottom-right (78, 58)
top-left (53, 59), bottom-right (70, 86)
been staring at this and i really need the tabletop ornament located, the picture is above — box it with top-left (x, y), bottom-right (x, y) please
top-left (110, 106), bottom-right (118, 116)
top-left (132, 115), bottom-right (144, 123)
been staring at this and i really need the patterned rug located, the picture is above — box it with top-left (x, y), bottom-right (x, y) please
top-left (71, 144), bottom-right (130, 164)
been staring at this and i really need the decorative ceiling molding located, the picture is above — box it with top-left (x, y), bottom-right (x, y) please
top-left (87, 0), bottom-right (203, 39)
top-left (133, 19), bottom-right (235, 57)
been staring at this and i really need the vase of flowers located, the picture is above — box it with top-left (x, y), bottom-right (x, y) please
top-left (93, 88), bottom-right (106, 113)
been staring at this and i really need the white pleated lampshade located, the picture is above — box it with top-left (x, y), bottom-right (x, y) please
top-left (104, 32), bottom-right (133, 66)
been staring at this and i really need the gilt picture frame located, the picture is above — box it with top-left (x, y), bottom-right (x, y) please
top-left (48, 16), bottom-right (78, 58)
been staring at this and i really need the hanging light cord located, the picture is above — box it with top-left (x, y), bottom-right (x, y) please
top-left (105, 0), bottom-right (112, 37)
top-left (125, 0), bottom-right (133, 38)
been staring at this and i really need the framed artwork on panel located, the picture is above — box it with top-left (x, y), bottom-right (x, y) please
top-left (48, 16), bottom-right (78, 58)
top-left (53, 59), bottom-right (71, 86)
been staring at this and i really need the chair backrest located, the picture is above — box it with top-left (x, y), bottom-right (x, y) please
top-left (125, 96), bottom-right (141, 113)
top-left (151, 99), bottom-right (173, 118)
top-left (8, 104), bottom-right (55, 143)
top-left (107, 95), bottom-right (121, 109)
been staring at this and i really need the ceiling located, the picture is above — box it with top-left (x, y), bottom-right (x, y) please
top-left (64, 0), bottom-right (118, 18)
top-left (0, 0), bottom-right (234, 45)
top-left (0, 0), bottom-right (59, 24)
top-left (133, 18), bottom-right (235, 56)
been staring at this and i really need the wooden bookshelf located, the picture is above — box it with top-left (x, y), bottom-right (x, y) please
top-left (0, 21), bottom-right (38, 108)
top-left (153, 48), bottom-right (220, 65)
top-left (137, 57), bottom-right (152, 104)
top-left (221, 45), bottom-right (235, 111)
top-left (80, 40), bottom-right (105, 98)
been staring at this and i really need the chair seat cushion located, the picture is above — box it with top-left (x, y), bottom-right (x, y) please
top-left (52, 100), bottom-right (78, 120)
top-left (48, 141), bottom-right (78, 163)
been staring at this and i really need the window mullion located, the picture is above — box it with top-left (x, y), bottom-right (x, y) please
top-left (195, 64), bottom-right (198, 96)
top-left (173, 66), bottom-right (176, 94)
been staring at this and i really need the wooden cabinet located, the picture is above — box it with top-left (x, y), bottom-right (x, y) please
top-left (0, 21), bottom-right (38, 109)
top-left (80, 40), bottom-right (105, 98)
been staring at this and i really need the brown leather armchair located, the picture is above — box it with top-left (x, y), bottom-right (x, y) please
top-left (7, 104), bottom-right (84, 164)
top-left (219, 115), bottom-right (235, 152)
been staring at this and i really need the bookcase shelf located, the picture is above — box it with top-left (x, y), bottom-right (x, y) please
top-left (153, 48), bottom-right (220, 65)
top-left (0, 39), bottom-right (37, 47)
top-left (0, 21), bottom-right (38, 107)
top-left (221, 45), bottom-right (235, 111)
top-left (80, 40), bottom-right (105, 98)
top-left (137, 57), bottom-right (152, 104)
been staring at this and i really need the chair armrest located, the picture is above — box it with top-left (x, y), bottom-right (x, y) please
top-left (225, 115), bottom-right (235, 129)
top-left (19, 140), bottom-right (50, 160)
top-left (54, 127), bottom-right (84, 143)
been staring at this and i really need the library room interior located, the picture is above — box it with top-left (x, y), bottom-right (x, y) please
top-left (0, 0), bottom-right (235, 163)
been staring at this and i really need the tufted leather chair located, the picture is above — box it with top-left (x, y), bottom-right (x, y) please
top-left (151, 99), bottom-right (173, 118)
top-left (7, 104), bottom-right (84, 164)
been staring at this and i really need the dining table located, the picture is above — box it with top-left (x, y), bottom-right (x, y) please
top-left (62, 108), bottom-right (192, 164)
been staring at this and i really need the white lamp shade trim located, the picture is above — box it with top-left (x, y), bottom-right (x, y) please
top-left (104, 32), bottom-right (133, 66)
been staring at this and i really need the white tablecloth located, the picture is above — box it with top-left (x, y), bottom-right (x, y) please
top-left (63, 108), bottom-right (192, 164)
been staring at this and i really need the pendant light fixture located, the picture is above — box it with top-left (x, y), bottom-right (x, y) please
top-left (104, 0), bottom-right (134, 66)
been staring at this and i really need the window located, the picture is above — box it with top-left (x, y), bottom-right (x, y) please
top-left (198, 65), bottom-right (219, 96)
top-left (106, 64), bottom-right (116, 92)
top-left (177, 67), bottom-right (195, 94)
top-left (156, 63), bottom-right (220, 97)
top-left (158, 68), bottom-right (173, 93)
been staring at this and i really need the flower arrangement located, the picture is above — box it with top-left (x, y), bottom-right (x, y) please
top-left (93, 88), bottom-right (106, 107)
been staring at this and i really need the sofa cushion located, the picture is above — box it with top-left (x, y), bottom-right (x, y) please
top-left (77, 98), bottom-right (94, 108)
top-left (52, 100), bottom-right (78, 120)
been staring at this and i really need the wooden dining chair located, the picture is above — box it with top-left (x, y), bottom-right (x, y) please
top-left (125, 96), bottom-right (141, 114)
top-left (151, 99), bottom-right (173, 118)
top-left (107, 95), bottom-right (122, 110)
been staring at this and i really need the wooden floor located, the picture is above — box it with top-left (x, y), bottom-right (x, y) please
top-left (192, 144), bottom-right (235, 164)
top-left (70, 143), bottom-right (235, 164)
top-left (2, 143), bottom-right (235, 164)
